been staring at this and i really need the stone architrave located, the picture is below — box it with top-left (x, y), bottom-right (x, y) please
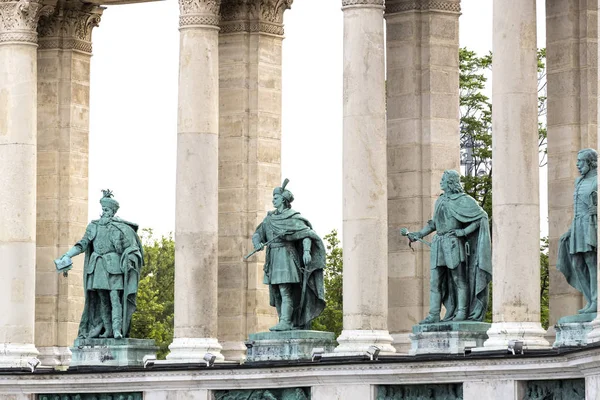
top-left (335, 0), bottom-right (395, 354)
top-left (385, 0), bottom-right (461, 353)
top-left (546, 0), bottom-right (598, 340)
top-left (217, 0), bottom-right (292, 362)
top-left (482, 0), bottom-right (550, 350)
top-left (0, 0), bottom-right (55, 369)
top-left (35, 1), bottom-right (103, 368)
top-left (168, 0), bottom-right (224, 362)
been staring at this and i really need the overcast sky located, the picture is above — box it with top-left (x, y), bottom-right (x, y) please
top-left (88, 0), bottom-right (549, 240)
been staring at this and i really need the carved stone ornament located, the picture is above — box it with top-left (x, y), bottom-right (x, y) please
top-left (179, 0), bottom-right (221, 27)
top-left (0, 0), bottom-right (55, 44)
top-left (37, 3), bottom-right (103, 53)
top-left (385, 0), bottom-right (461, 14)
top-left (219, 0), bottom-right (293, 35)
top-left (341, 0), bottom-right (384, 7)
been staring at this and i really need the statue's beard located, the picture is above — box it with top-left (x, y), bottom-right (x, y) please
top-left (99, 214), bottom-right (112, 225)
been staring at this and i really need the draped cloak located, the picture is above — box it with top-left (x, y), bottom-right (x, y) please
top-left (431, 193), bottom-right (492, 322)
top-left (253, 208), bottom-right (326, 329)
top-left (77, 217), bottom-right (143, 338)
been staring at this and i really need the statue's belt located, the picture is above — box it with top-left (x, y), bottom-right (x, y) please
top-left (268, 241), bottom-right (293, 249)
top-left (435, 230), bottom-right (459, 237)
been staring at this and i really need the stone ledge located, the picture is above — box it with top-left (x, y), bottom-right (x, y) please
top-left (246, 330), bottom-right (336, 362)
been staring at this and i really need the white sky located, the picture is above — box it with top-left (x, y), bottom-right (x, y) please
top-left (89, 0), bottom-right (549, 240)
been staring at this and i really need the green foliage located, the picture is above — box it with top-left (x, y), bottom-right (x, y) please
top-left (540, 237), bottom-right (550, 329)
top-left (129, 229), bottom-right (175, 359)
top-left (312, 230), bottom-right (343, 338)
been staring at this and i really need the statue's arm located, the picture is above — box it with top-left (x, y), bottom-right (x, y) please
top-left (302, 237), bottom-right (312, 265)
top-left (252, 223), bottom-right (266, 250)
top-left (62, 225), bottom-right (93, 258)
top-left (414, 220), bottom-right (435, 239)
top-left (456, 220), bottom-right (480, 237)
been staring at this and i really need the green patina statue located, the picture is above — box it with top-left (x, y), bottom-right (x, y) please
top-left (55, 190), bottom-right (143, 339)
top-left (404, 170), bottom-right (492, 324)
top-left (557, 148), bottom-right (598, 316)
top-left (249, 179), bottom-right (326, 331)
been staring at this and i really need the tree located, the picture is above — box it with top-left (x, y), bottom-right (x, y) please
top-left (312, 230), bottom-right (343, 338)
top-left (129, 229), bottom-right (175, 359)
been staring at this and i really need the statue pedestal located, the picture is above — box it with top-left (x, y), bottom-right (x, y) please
top-left (409, 321), bottom-right (490, 355)
top-left (553, 315), bottom-right (596, 348)
top-left (70, 338), bottom-right (158, 368)
top-left (246, 330), bottom-right (336, 362)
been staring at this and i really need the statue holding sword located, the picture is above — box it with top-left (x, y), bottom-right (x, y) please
top-left (247, 179), bottom-right (326, 331)
top-left (401, 170), bottom-right (492, 324)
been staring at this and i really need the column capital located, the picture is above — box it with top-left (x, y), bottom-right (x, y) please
top-left (37, 3), bottom-right (103, 53)
top-left (220, 0), bottom-right (293, 36)
top-left (342, 0), bottom-right (384, 8)
top-left (179, 0), bottom-right (222, 28)
top-left (0, 0), bottom-right (55, 44)
top-left (385, 0), bottom-right (460, 15)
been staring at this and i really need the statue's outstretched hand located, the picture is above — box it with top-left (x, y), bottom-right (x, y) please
top-left (254, 242), bottom-right (265, 251)
top-left (303, 251), bottom-right (312, 265)
top-left (407, 232), bottom-right (421, 241)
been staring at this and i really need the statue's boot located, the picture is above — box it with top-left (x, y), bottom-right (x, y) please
top-left (270, 286), bottom-right (293, 331)
top-left (452, 288), bottom-right (469, 322)
top-left (419, 292), bottom-right (441, 324)
top-left (110, 290), bottom-right (123, 339)
top-left (88, 324), bottom-right (103, 338)
top-left (99, 292), bottom-right (113, 338)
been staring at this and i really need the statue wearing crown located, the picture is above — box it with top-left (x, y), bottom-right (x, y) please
top-left (56, 190), bottom-right (143, 339)
top-left (250, 179), bottom-right (327, 331)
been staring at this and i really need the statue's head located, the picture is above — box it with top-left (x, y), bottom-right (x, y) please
top-left (273, 178), bottom-right (294, 209)
top-left (577, 148), bottom-right (598, 176)
top-left (441, 170), bottom-right (464, 194)
top-left (99, 189), bottom-right (119, 218)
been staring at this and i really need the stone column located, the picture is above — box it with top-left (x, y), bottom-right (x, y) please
top-left (384, 0), bottom-right (461, 353)
top-left (217, 0), bottom-right (291, 361)
top-left (335, 0), bottom-right (395, 354)
top-left (546, 0), bottom-right (597, 338)
top-left (483, 0), bottom-right (550, 350)
top-left (35, 2), bottom-right (103, 368)
top-left (0, 0), bottom-right (54, 369)
top-left (168, 0), bottom-right (224, 361)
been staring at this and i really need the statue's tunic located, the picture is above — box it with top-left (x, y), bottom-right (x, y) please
top-left (569, 169), bottom-right (598, 254)
top-left (430, 196), bottom-right (467, 269)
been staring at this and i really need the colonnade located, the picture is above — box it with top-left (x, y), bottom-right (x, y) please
top-left (0, 0), bottom-right (598, 368)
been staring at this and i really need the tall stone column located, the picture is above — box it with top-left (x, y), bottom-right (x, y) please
top-left (483, 0), bottom-right (549, 350)
top-left (168, 0), bottom-right (224, 361)
top-left (335, 0), bottom-right (395, 354)
top-left (546, 0), bottom-right (597, 335)
top-left (0, 0), bottom-right (54, 368)
top-left (35, 2), bottom-right (103, 368)
top-left (217, 0), bottom-right (291, 361)
top-left (384, 0), bottom-right (461, 353)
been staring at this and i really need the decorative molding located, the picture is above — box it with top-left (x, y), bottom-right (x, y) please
top-left (179, 0), bottom-right (221, 27)
top-left (342, 0), bottom-right (384, 7)
top-left (0, 0), bottom-right (54, 44)
top-left (37, 3), bottom-right (103, 53)
top-left (385, 0), bottom-right (461, 14)
top-left (219, 0), bottom-right (293, 35)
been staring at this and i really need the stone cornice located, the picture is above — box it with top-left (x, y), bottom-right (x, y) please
top-left (0, 0), bottom-right (54, 44)
top-left (179, 0), bottom-right (221, 28)
top-left (219, 0), bottom-right (293, 36)
top-left (341, 0), bottom-right (384, 7)
top-left (385, 0), bottom-right (461, 14)
top-left (37, 3), bottom-right (103, 53)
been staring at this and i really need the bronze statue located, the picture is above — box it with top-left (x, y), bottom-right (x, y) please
top-left (249, 179), bottom-right (326, 331)
top-left (404, 170), bottom-right (492, 324)
top-left (557, 148), bottom-right (598, 316)
top-left (56, 190), bottom-right (143, 339)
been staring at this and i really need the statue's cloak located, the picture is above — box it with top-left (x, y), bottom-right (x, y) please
top-left (258, 209), bottom-right (326, 329)
top-left (433, 193), bottom-right (492, 322)
top-left (78, 217), bottom-right (143, 338)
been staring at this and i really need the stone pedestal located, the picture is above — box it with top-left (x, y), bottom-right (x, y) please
top-left (246, 331), bottom-right (336, 362)
top-left (410, 322), bottom-right (490, 355)
top-left (70, 338), bottom-right (157, 367)
top-left (554, 321), bottom-right (594, 347)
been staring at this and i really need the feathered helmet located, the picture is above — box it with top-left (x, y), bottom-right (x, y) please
top-left (273, 178), bottom-right (294, 204)
top-left (99, 189), bottom-right (120, 212)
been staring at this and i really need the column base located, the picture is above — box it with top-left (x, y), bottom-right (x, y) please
top-left (334, 330), bottom-right (396, 354)
top-left (0, 343), bottom-right (39, 369)
top-left (220, 340), bottom-right (247, 362)
top-left (166, 338), bottom-right (225, 362)
top-left (480, 322), bottom-right (550, 350)
top-left (390, 332), bottom-right (411, 354)
top-left (37, 346), bottom-right (71, 369)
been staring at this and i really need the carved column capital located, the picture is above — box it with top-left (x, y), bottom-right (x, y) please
top-left (179, 0), bottom-right (222, 28)
top-left (0, 0), bottom-right (54, 44)
top-left (37, 3), bottom-right (103, 53)
top-left (220, 0), bottom-right (293, 36)
top-left (341, 0), bottom-right (384, 8)
top-left (385, 0), bottom-right (461, 15)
